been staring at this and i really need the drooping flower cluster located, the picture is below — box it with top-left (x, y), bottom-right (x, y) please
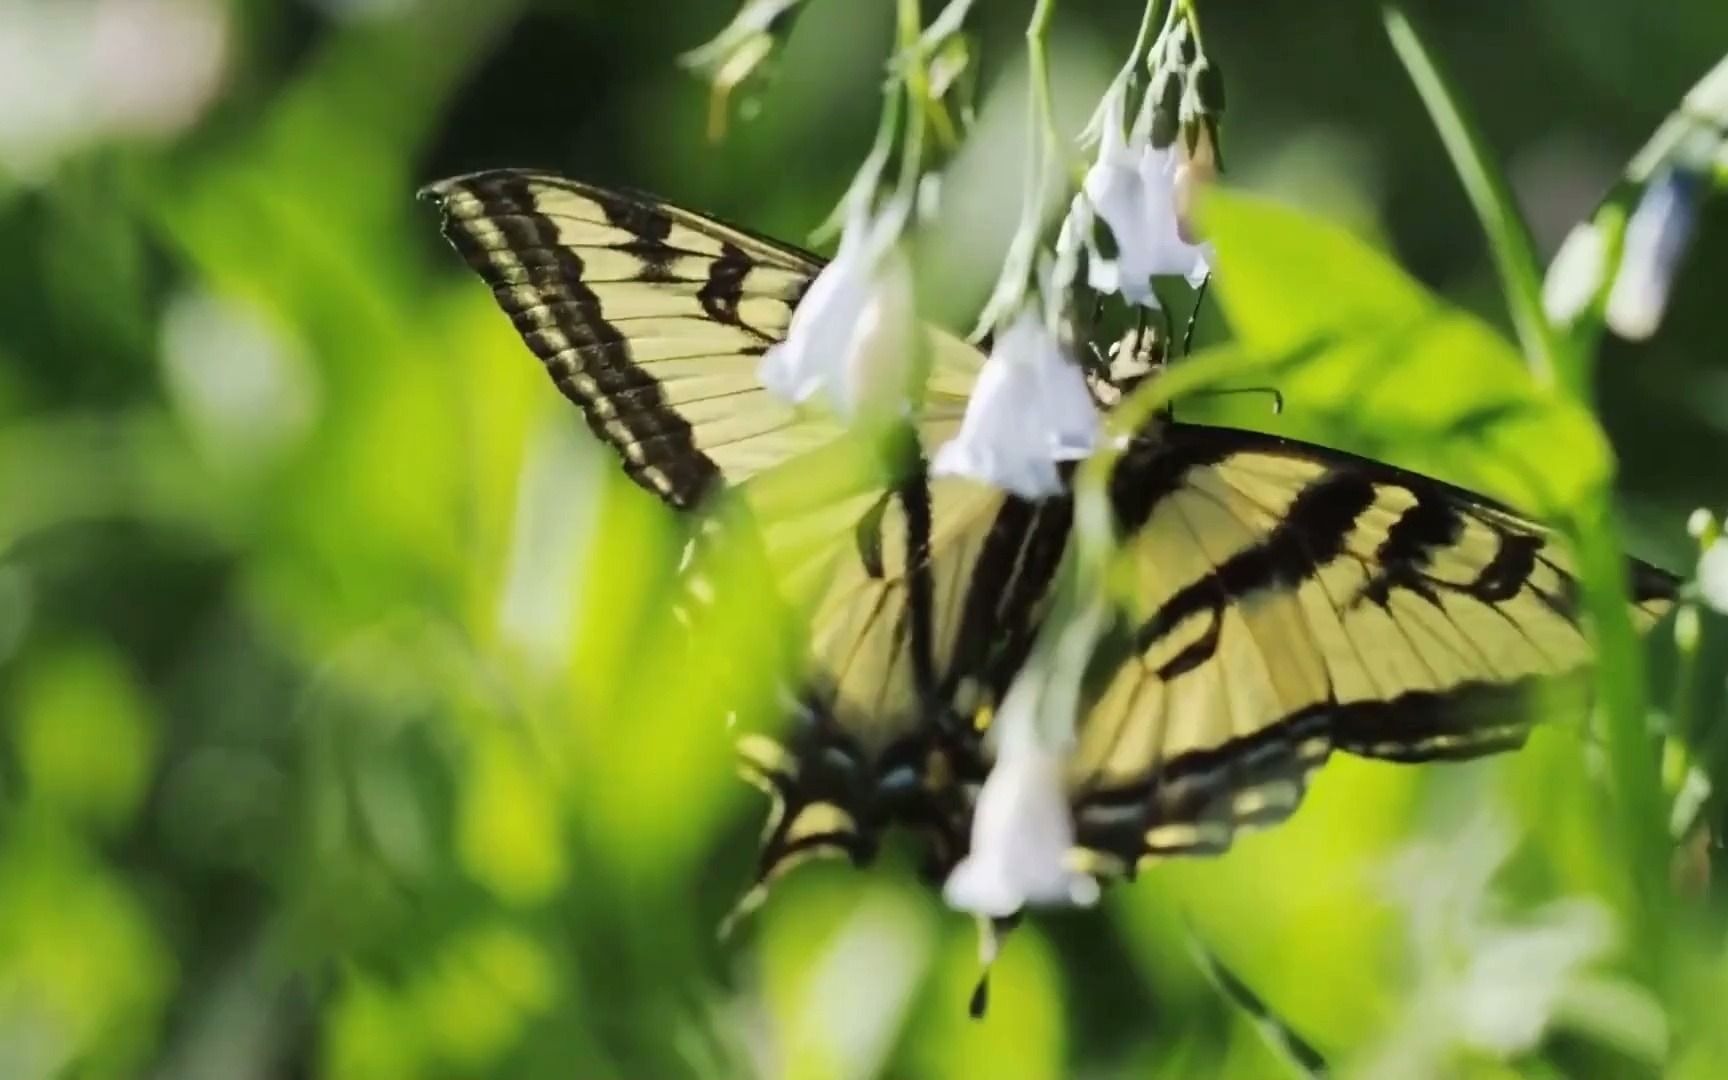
top-left (1543, 164), bottom-right (1708, 341)
top-left (940, 4), bottom-right (1226, 500)
top-left (747, 4), bottom-right (1231, 941)
top-left (1070, 11), bottom-right (1220, 309)
top-left (756, 3), bottom-right (1225, 505)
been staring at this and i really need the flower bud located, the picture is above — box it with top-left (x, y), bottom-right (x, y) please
top-left (1174, 125), bottom-right (1218, 245)
top-left (1168, 17), bottom-right (1196, 65)
top-left (1541, 221), bottom-right (1607, 327)
top-left (1686, 507), bottom-right (1718, 544)
top-left (1606, 165), bottom-right (1703, 341)
top-left (1148, 66), bottom-right (1184, 151)
top-left (1700, 538), bottom-right (1728, 617)
top-left (931, 308), bottom-right (1099, 499)
top-left (1192, 57), bottom-right (1226, 116)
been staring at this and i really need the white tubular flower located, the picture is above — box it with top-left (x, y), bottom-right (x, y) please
top-left (945, 573), bottom-right (1110, 920)
top-left (1606, 166), bottom-right (1703, 341)
top-left (1080, 91), bottom-right (1212, 308)
top-left (759, 200), bottom-right (916, 420)
top-left (942, 686), bottom-right (1099, 919)
top-left (1364, 812), bottom-right (1642, 1075)
top-left (930, 309), bottom-right (1099, 500)
top-left (1541, 221), bottom-right (1608, 326)
top-left (1451, 900), bottom-right (1614, 1056)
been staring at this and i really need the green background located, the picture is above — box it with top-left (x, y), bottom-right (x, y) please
top-left (1, 1), bottom-right (1725, 1076)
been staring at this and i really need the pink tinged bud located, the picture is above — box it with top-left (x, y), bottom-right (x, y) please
top-left (1173, 128), bottom-right (1218, 246)
top-left (1541, 222), bottom-right (1607, 326)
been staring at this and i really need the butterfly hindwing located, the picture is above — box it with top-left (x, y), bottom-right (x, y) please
top-left (735, 473), bottom-right (1061, 897)
top-left (1068, 422), bottom-right (1676, 873)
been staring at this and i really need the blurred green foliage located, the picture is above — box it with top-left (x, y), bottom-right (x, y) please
top-left (1, 1), bottom-right (1726, 1078)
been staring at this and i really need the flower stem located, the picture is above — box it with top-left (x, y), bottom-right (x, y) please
top-left (895, 0), bottom-right (928, 197)
top-left (1083, 0), bottom-right (1166, 145)
top-left (1177, 0), bottom-right (1206, 50)
top-left (813, 27), bottom-right (906, 243)
top-left (1026, 0), bottom-right (1084, 190)
top-left (895, 0), bottom-right (960, 170)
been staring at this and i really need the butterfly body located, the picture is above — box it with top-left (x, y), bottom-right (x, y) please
top-left (422, 168), bottom-right (1676, 903)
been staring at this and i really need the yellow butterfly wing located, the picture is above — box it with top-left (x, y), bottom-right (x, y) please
top-left (422, 173), bottom-right (1676, 906)
top-left (421, 169), bottom-right (976, 509)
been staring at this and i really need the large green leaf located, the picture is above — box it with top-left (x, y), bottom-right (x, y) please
top-left (1199, 189), bottom-right (1611, 516)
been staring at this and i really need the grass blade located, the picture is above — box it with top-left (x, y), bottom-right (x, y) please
top-left (1383, 6), bottom-right (1567, 393)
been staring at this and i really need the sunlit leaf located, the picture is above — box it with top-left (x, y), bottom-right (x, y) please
top-left (11, 641), bottom-right (156, 831)
top-left (1201, 188), bottom-right (1611, 515)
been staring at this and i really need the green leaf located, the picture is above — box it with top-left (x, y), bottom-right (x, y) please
top-left (1200, 188), bottom-right (1610, 515)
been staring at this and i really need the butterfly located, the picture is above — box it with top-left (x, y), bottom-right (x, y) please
top-left (421, 168), bottom-right (1676, 915)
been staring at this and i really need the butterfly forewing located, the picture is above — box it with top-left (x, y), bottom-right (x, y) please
top-left (421, 169), bottom-right (836, 508)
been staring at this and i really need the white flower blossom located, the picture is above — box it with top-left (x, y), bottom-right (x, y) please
top-left (930, 309), bottom-right (1099, 499)
top-left (1449, 900), bottom-right (1614, 1056)
top-left (942, 686), bottom-right (1098, 919)
top-left (1606, 166), bottom-right (1702, 341)
top-left (759, 200), bottom-right (916, 421)
top-left (945, 576), bottom-right (1111, 921)
top-left (1078, 90), bottom-right (1212, 308)
top-left (1360, 811), bottom-right (1642, 1077)
top-left (1542, 221), bottom-right (1608, 326)
top-left (1698, 538), bottom-right (1728, 616)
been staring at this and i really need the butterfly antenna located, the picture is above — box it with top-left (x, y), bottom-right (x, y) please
top-left (1184, 919), bottom-right (1330, 1078)
top-left (1081, 295), bottom-right (1111, 379)
top-left (1182, 272), bottom-right (1211, 357)
top-left (1154, 289), bottom-right (1175, 354)
top-left (967, 913), bottom-right (1022, 1020)
top-left (1148, 305), bottom-right (1177, 422)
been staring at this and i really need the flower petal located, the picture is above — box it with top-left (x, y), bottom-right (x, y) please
top-left (1606, 166), bottom-right (1703, 341)
top-left (943, 713), bottom-right (1098, 918)
top-left (1542, 222), bottom-right (1607, 326)
top-left (758, 202), bottom-right (916, 420)
top-left (1456, 900), bottom-right (1613, 1055)
top-left (1081, 125), bottom-right (1211, 306)
top-left (1699, 538), bottom-right (1728, 616)
top-left (931, 310), bottom-right (1099, 500)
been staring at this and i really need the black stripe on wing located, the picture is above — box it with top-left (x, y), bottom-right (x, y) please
top-left (1160, 423), bottom-right (1677, 613)
top-left (1074, 677), bottom-right (1550, 865)
top-left (420, 169), bottom-right (819, 510)
top-left (1071, 421), bottom-right (1678, 869)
